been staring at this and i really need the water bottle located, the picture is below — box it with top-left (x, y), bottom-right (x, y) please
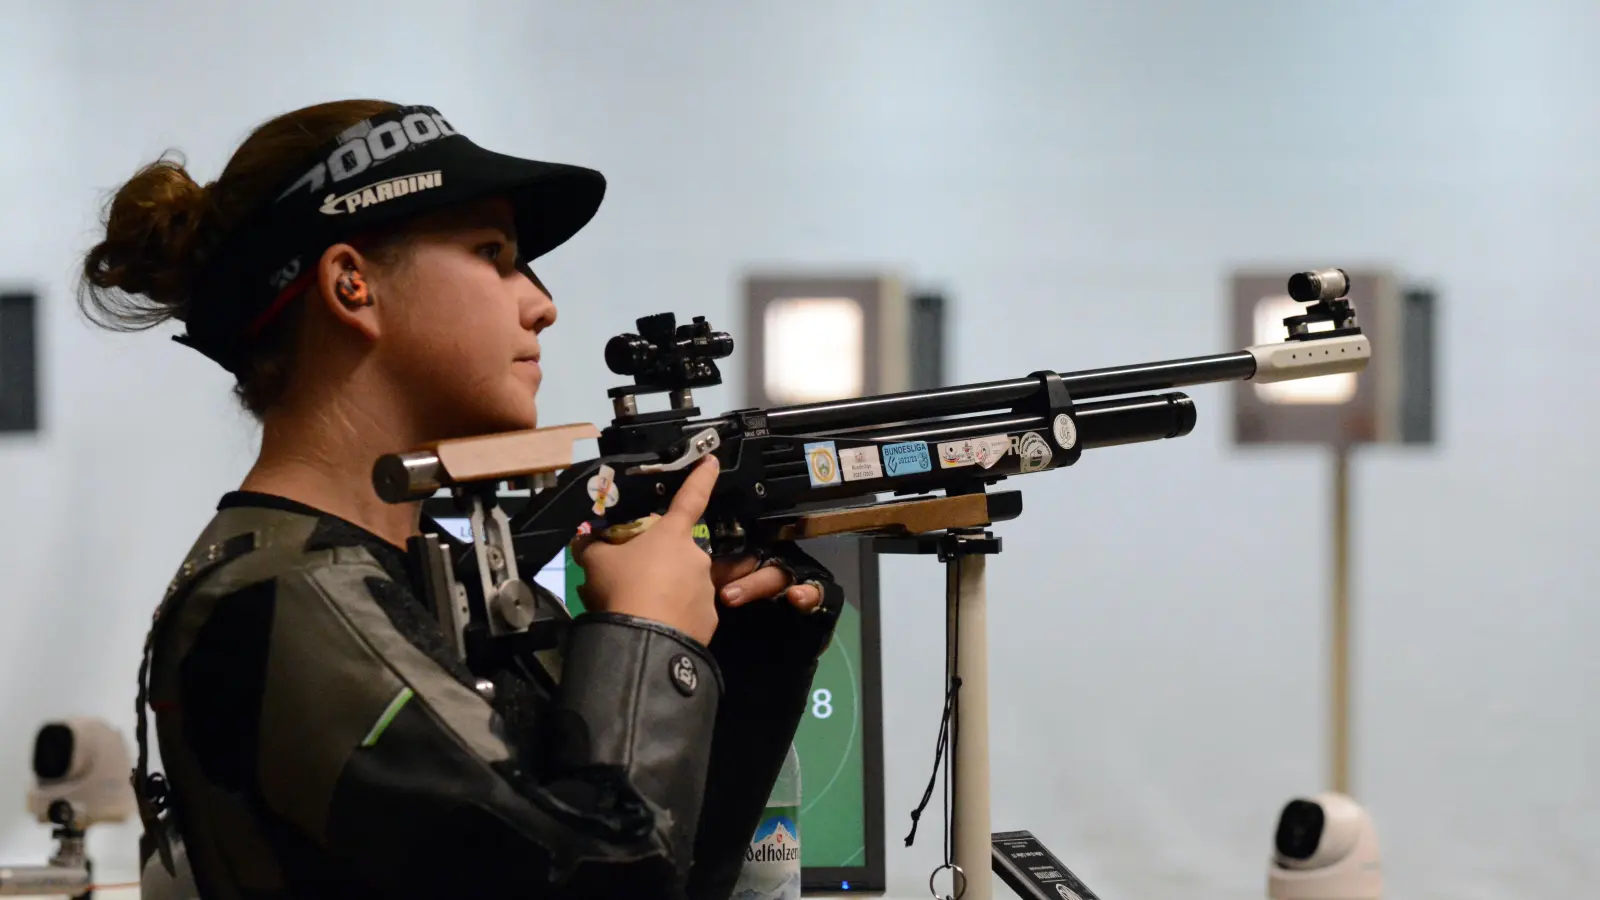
top-left (730, 743), bottom-right (802, 900)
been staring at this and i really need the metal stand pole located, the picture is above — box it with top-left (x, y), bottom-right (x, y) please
top-left (1331, 446), bottom-right (1352, 796)
top-left (878, 529), bottom-right (1002, 900)
top-left (950, 546), bottom-right (991, 900)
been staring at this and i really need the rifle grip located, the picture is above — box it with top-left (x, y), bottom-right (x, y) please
top-left (598, 514), bottom-right (662, 544)
top-left (581, 513), bottom-right (715, 554)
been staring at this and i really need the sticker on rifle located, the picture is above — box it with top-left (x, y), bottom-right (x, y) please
top-left (586, 465), bottom-right (619, 515)
top-left (804, 441), bottom-right (842, 486)
top-left (937, 440), bottom-right (974, 468)
top-left (1052, 413), bottom-right (1078, 450)
top-left (881, 441), bottom-right (932, 477)
top-left (939, 434), bottom-right (1011, 469)
top-left (1017, 431), bottom-right (1053, 473)
top-left (840, 445), bottom-right (884, 481)
top-left (976, 435), bottom-right (1012, 468)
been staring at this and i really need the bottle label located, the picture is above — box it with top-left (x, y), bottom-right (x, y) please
top-left (734, 804), bottom-right (801, 900)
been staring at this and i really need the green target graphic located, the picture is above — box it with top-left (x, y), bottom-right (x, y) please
top-left (793, 599), bottom-right (865, 866)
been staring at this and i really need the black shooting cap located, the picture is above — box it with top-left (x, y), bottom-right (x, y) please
top-left (178, 104), bottom-right (605, 373)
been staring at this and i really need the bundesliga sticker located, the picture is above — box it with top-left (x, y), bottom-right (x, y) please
top-left (840, 445), bottom-right (884, 481)
top-left (881, 441), bottom-right (932, 477)
top-left (803, 441), bottom-right (842, 486)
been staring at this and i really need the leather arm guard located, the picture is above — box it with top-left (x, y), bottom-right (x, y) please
top-left (552, 612), bottom-right (723, 877)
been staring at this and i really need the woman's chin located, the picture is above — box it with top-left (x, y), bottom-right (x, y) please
top-left (459, 400), bottom-right (538, 437)
top-left (504, 397), bottom-right (540, 432)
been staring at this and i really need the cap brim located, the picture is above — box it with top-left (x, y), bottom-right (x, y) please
top-left (448, 143), bottom-right (607, 261)
top-left (180, 105), bottom-right (609, 375)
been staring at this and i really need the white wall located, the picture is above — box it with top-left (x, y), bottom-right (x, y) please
top-left (2, 1), bottom-right (1597, 896)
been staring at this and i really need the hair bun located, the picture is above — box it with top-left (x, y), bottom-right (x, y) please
top-left (79, 153), bottom-right (214, 331)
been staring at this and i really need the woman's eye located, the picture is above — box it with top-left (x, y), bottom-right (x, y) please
top-left (477, 242), bottom-right (505, 262)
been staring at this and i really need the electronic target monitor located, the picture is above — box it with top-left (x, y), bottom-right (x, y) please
top-left (422, 497), bottom-right (887, 894)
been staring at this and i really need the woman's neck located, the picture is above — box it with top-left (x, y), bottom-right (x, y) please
top-left (240, 395), bottom-right (423, 550)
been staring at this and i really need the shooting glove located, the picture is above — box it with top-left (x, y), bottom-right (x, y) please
top-left (755, 541), bottom-right (844, 619)
top-left (706, 540), bottom-right (844, 678)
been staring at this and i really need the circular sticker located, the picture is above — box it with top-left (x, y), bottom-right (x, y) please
top-left (586, 469), bottom-right (620, 510)
top-left (1017, 432), bottom-right (1053, 473)
top-left (808, 447), bottom-right (838, 483)
top-left (975, 437), bottom-right (1004, 468)
top-left (1052, 413), bottom-right (1078, 450)
top-left (940, 442), bottom-right (970, 467)
top-left (669, 654), bottom-right (699, 696)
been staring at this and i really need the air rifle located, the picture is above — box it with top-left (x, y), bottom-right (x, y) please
top-left (373, 268), bottom-right (1368, 678)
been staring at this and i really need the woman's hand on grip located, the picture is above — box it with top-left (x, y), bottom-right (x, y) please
top-left (570, 456), bottom-right (721, 645)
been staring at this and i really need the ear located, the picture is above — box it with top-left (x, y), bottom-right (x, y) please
top-left (313, 242), bottom-right (384, 343)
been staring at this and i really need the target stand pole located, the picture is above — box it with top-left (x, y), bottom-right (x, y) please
top-left (879, 528), bottom-right (1002, 900)
top-left (1331, 444), bottom-right (1353, 796)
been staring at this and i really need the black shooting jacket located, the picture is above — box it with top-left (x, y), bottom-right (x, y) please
top-left (135, 492), bottom-right (840, 900)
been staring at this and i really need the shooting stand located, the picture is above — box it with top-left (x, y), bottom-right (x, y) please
top-left (878, 526), bottom-right (1003, 900)
top-left (771, 487), bottom-right (1009, 900)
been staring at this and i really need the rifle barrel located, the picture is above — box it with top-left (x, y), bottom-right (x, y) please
top-left (758, 351), bottom-right (1253, 433)
top-left (811, 392), bottom-right (1196, 450)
